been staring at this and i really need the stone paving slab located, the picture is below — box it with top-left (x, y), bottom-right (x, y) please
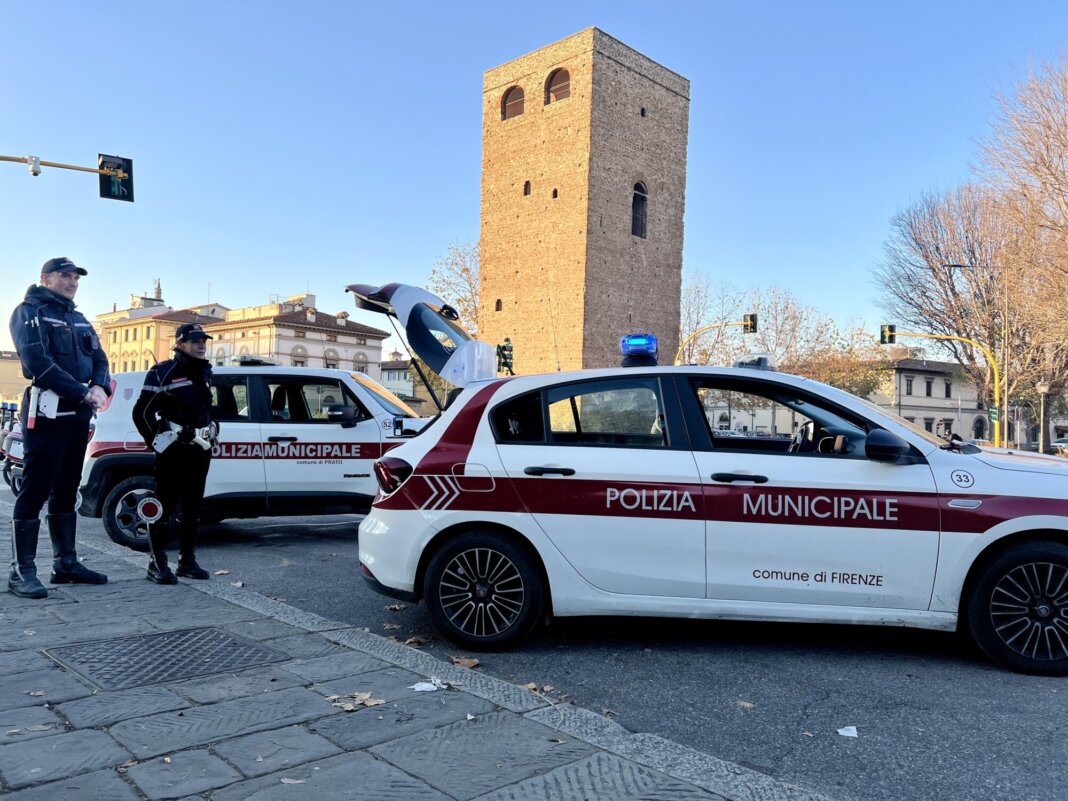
top-left (0, 706), bottom-right (66, 746)
top-left (0, 589), bottom-right (74, 609)
top-left (221, 618), bottom-right (308, 641)
top-left (0, 648), bottom-right (53, 677)
top-left (43, 580), bottom-right (173, 603)
top-left (48, 594), bottom-right (236, 624)
top-left (260, 633), bottom-right (346, 660)
top-left (371, 710), bottom-right (597, 800)
top-left (139, 605), bottom-right (265, 629)
top-left (310, 687), bottom-right (496, 751)
top-left (210, 725), bottom-right (342, 778)
top-left (279, 650), bottom-right (387, 683)
top-left (0, 667), bottom-right (94, 711)
top-left (57, 685), bottom-right (191, 729)
top-left (471, 751), bottom-right (726, 800)
top-left (0, 605), bottom-right (65, 628)
top-left (0, 618), bottom-right (159, 653)
top-left (167, 666), bottom-right (306, 704)
top-left (127, 748), bottom-right (244, 799)
top-left (0, 728), bottom-right (131, 789)
top-left (310, 665), bottom-right (428, 702)
top-left (109, 687), bottom-right (338, 758)
top-left (208, 751), bottom-right (452, 801)
top-left (0, 768), bottom-right (142, 800)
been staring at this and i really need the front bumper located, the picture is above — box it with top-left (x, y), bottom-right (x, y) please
top-left (360, 563), bottom-right (418, 602)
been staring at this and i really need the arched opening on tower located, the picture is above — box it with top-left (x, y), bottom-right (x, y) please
top-left (502, 86), bottom-right (525, 120)
top-left (632, 182), bottom-right (648, 238)
top-left (545, 69), bottom-right (571, 104)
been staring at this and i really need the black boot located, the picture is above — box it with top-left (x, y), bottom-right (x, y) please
top-left (146, 519), bottom-right (177, 585)
top-left (48, 512), bottom-right (107, 585)
top-left (175, 517), bottom-right (209, 580)
top-left (9, 520), bottom-right (47, 599)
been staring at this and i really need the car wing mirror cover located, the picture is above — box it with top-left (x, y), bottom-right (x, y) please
top-left (865, 429), bottom-right (911, 463)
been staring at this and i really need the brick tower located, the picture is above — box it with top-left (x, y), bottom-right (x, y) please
top-left (479, 28), bottom-right (690, 373)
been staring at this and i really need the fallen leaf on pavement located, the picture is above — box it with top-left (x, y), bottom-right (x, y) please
top-left (548, 737), bottom-right (566, 744)
top-left (543, 685), bottom-right (555, 692)
top-left (324, 695), bottom-right (340, 702)
top-left (25, 725), bottom-right (53, 732)
top-left (230, 581), bottom-right (244, 587)
top-left (803, 732), bottom-right (814, 737)
top-left (466, 714), bottom-right (475, 720)
top-left (449, 656), bottom-right (481, 669)
top-left (837, 726), bottom-right (859, 738)
top-left (26, 691), bottom-right (44, 697)
top-left (602, 708), bottom-right (617, 718)
top-left (214, 570), bottom-right (230, 576)
top-left (385, 603), bottom-right (406, 611)
top-left (280, 777), bottom-right (305, 784)
top-left (22, 630), bottom-right (35, 636)
top-left (737, 700), bottom-right (756, 711)
top-left (256, 756), bottom-right (264, 762)
top-left (520, 682), bottom-right (539, 691)
top-left (382, 623), bottom-right (401, 630)
top-left (404, 635), bottom-right (428, 646)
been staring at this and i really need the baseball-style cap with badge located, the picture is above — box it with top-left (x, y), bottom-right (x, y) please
top-left (41, 257), bottom-right (87, 276)
top-left (175, 323), bottom-right (213, 343)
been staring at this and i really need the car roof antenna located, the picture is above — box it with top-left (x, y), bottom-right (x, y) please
top-left (389, 317), bottom-right (444, 413)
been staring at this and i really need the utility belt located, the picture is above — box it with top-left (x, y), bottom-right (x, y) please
top-left (25, 387), bottom-right (85, 430)
top-left (152, 421), bottom-right (217, 453)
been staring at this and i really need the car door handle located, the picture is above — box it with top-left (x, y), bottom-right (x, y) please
top-left (524, 466), bottom-right (576, 476)
top-left (711, 472), bottom-right (768, 484)
top-left (268, 436), bottom-right (298, 443)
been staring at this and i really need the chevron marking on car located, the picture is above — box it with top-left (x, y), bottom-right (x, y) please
top-left (422, 475), bottom-right (461, 510)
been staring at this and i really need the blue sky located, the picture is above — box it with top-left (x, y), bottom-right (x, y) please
top-left (3, 0), bottom-right (1066, 353)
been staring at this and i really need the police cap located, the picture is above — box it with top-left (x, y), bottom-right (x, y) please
top-left (175, 323), bottom-right (213, 343)
top-left (41, 257), bottom-right (87, 276)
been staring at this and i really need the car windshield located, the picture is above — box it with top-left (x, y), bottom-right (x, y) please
top-left (349, 373), bottom-right (419, 418)
top-left (847, 393), bottom-right (946, 447)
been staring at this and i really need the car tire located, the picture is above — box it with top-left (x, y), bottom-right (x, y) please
top-left (423, 531), bottom-right (545, 651)
top-left (8, 466), bottom-right (22, 497)
top-left (102, 476), bottom-right (167, 552)
top-left (966, 540), bottom-right (1068, 675)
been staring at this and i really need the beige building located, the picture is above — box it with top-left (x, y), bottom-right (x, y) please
top-left (1, 351), bottom-right (25, 408)
top-left (479, 28), bottom-right (690, 373)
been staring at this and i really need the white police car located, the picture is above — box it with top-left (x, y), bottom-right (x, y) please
top-left (353, 283), bottom-right (1068, 675)
top-left (80, 363), bottom-right (423, 550)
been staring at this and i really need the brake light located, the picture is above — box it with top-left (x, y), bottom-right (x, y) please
top-left (87, 421), bottom-right (96, 442)
top-left (374, 457), bottom-right (413, 495)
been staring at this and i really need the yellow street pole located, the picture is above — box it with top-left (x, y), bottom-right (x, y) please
top-left (895, 331), bottom-right (1001, 447)
top-left (675, 321), bottom-right (746, 366)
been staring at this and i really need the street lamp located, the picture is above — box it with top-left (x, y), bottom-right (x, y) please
top-left (1037, 380), bottom-right (1050, 453)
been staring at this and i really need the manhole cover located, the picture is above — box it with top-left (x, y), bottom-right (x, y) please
top-left (46, 628), bottom-right (287, 690)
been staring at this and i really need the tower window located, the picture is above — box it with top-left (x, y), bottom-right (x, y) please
top-left (631, 182), bottom-right (648, 238)
top-left (552, 188), bottom-right (558, 199)
top-left (502, 86), bottom-right (524, 120)
top-left (523, 180), bottom-right (531, 196)
top-left (640, 107), bottom-right (646, 117)
top-left (495, 299), bottom-right (503, 312)
top-left (545, 69), bottom-right (571, 104)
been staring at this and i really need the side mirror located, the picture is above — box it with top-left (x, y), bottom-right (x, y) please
top-left (865, 429), bottom-right (910, 463)
top-left (326, 404), bottom-right (357, 428)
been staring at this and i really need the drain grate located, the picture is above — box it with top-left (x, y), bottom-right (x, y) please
top-left (46, 627), bottom-right (287, 690)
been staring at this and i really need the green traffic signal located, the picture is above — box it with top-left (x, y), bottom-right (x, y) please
top-left (743, 313), bottom-right (758, 334)
top-left (880, 324), bottom-right (896, 345)
top-left (98, 154), bottom-right (134, 202)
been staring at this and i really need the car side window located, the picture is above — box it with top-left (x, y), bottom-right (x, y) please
top-left (693, 380), bottom-right (866, 457)
top-left (545, 378), bottom-right (666, 448)
top-left (265, 378), bottom-right (370, 424)
top-left (210, 376), bottom-right (252, 422)
top-left (492, 391), bottom-right (545, 444)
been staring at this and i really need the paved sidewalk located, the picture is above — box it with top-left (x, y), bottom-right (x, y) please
top-left (0, 514), bottom-right (830, 800)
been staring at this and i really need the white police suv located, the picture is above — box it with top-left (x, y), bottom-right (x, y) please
top-left (353, 283), bottom-right (1068, 675)
top-left (80, 362), bottom-right (423, 550)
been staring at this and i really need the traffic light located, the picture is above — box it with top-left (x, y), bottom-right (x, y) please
top-left (880, 324), bottom-right (897, 345)
top-left (743, 313), bottom-right (758, 334)
top-left (98, 154), bottom-right (134, 202)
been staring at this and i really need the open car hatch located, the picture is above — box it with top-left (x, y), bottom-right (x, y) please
top-left (346, 282), bottom-right (496, 388)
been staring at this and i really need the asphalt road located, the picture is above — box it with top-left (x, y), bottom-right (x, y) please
top-left (8, 488), bottom-right (1065, 801)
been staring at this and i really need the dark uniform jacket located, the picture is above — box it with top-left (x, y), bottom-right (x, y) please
top-left (132, 351), bottom-right (215, 444)
top-left (9, 285), bottom-right (111, 416)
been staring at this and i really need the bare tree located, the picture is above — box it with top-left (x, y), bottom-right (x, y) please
top-left (426, 242), bottom-right (480, 336)
top-left (677, 271), bottom-right (745, 365)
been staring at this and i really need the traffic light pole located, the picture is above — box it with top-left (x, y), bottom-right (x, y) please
top-left (894, 331), bottom-right (1001, 447)
top-left (0, 154), bottom-right (128, 180)
top-left (675, 315), bottom-right (756, 366)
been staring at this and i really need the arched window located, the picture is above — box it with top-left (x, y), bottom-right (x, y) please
top-left (631, 182), bottom-right (648, 238)
top-left (353, 352), bottom-right (369, 374)
top-left (501, 86), bottom-right (524, 120)
top-left (545, 69), bottom-right (570, 104)
top-left (552, 188), bottom-right (558, 199)
top-left (495, 299), bottom-right (503, 312)
top-left (523, 180), bottom-right (531, 196)
top-left (973, 417), bottom-right (986, 438)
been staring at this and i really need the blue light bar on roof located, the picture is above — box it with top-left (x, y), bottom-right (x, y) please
top-left (620, 333), bottom-right (658, 357)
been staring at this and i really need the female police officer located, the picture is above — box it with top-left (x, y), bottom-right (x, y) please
top-left (132, 323), bottom-right (217, 584)
top-left (8, 257), bottom-right (110, 599)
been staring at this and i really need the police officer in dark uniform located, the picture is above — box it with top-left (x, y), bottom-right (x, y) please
top-left (132, 323), bottom-right (216, 584)
top-left (8, 257), bottom-right (110, 599)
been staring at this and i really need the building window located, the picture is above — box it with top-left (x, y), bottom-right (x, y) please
top-left (631, 182), bottom-right (648, 238)
top-left (146, 326), bottom-right (152, 339)
top-left (545, 69), bottom-right (570, 103)
top-left (924, 418), bottom-right (934, 432)
top-left (905, 377), bottom-right (913, 396)
top-left (502, 86), bottom-right (524, 120)
top-left (523, 181), bottom-right (531, 196)
top-left (327, 334), bottom-right (338, 342)
top-left (640, 107), bottom-right (647, 117)
top-left (945, 381), bottom-right (952, 398)
top-left (110, 361), bottom-right (116, 373)
top-left (904, 416), bottom-right (915, 424)
top-left (355, 337), bottom-right (366, 345)
top-left (122, 361), bottom-right (128, 372)
top-left (292, 359), bottom-right (305, 367)
top-left (551, 188), bottom-right (558, 199)
top-left (294, 331), bottom-right (306, 338)
top-left (111, 331), bottom-right (117, 343)
top-left (124, 329), bottom-right (129, 342)
top-left (925, 378), bottom-right (933, 397)
top-left (144, 359), bottom-right (149, 369)
top-left (325, 361), bottom-right (338, 369)
top-left (240, 332), bottom-right (246, 338)
top-left (495, 299), bottom-right (503, 312)
top-left (943, 418), bottom-right (954, 435)
top-left (132, 328), bottom-right (137, 341)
